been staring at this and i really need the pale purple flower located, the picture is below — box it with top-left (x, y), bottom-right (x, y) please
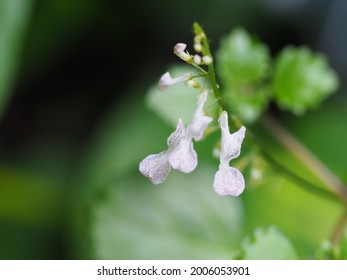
top-left (213, 111), bottom-right (246, 196)
top-left (158, 72), bottom-right (191, 91)
top-left (173, 43), bottom-right (191, 62)
top-left (169, 91), bottom-right (212, 172)
top-left (139, 119), bottom-right (185, 184)
top-left (139, 91), bottom-right (212, 183)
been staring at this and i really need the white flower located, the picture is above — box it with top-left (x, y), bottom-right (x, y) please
top-left (186, 90), bottom-right (213, 141)
top-left (169, 90), bottom-right (212, 172)
top-left (139, 119), bottom-right (185, 184)
top-left (158, 72), bottom-right (191, 91)
top-left (140, 91), bottom-right (212, 183)
top-left (174, 43), bottom-right (191, 62)
top-left (213, 111), bottom-right (246, 196)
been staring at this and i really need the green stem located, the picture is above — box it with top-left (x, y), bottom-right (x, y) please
top-left (260, 113), bottom-right (347, 206)
top-left (193, 22), bottom-right (224, 110)
top-left (260, 147), bottom-right (339, 203)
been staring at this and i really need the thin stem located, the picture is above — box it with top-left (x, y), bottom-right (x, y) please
top-left (260, 147), bottom-right (339, 203)
top-left (191, 63), bottom-right (208, 75)
top-left (193, 22), bottom-right (224, 110)
top-left (261, 113), bottom-right (347, 206)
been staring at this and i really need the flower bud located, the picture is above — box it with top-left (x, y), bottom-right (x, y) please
top-left (174, 43), bottom-right (191, 62)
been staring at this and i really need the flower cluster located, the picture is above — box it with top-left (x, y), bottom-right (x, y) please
top-left (139, 90), bottom-right (212, 183)
top-left (139, 42), bottom-right (246, 196)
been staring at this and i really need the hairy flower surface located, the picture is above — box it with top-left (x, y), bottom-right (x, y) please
top-left (213, 111), bottom-right (246, 196)
top-left (140, 91), bottom-right (212, 183)
top-left (139, 119), bottom-right (185, 184)
top-left (169, 91), bottom-right (212, 172)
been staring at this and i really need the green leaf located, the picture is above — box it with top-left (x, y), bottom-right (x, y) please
top-left (222, 85), bottom-right (272, 124)
top-left (239, 226), bottom-right (299, 259)
top-left (216, 28), bottom-right (271, 124)
top-left (243, 98), bottom-right (346, 257)
top-left (89, 164), bottom-right (244, 259)
top-left (217, 28), bottom-right (270, 86)
top-left (272, 46), bottom-right (339, 114)
top-left (0, 0), bottom-right (33, 119)
top-left (146, 65), bottom-right (216, 127)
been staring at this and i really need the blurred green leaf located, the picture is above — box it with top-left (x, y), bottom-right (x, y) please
top-left (89, 164), bottom-right (244, 259)
top-left (75, 86), bottom-right (223, 258)
top-left (217, 28), bottom-right (270, 86)
top-left (239, 226), bottom-right (299, 259)
top-left (78, 93), bottom-right (172, 192)
top-left (272, 46), bottom-right (339, 114)
top-left (282, 96), bottom-right (347, 179)
top-left (0, 0), bottom-right (33, 119)
top-left (222, 85), bottom-right (272, 124)
top-left (146, 65), bottom-right (216, 128)
top-left (243, 97), bottom-right (347, 257)
top-left (216, 28), bottom-right (271, 124)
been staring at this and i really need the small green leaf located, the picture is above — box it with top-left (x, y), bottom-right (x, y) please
top-left (223, 85), bottom-right (271, 124)
top-left (272, 46), bottom-right (339, 114)
top-left (217, 28), bottom-right (270, 86)
top-left (239, 225), bottom-right (299, 259)
top-left (216, 28), bottom-right (271, 124)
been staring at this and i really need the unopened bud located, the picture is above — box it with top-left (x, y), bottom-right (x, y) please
top-left (202, 55), bottom-right (213, 65)
top-left (194, 43), bottom-right (202, 53)
top-left (193, 54), bottom-right (202, 65)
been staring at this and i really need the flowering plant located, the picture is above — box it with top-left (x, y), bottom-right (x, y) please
top-left (134, 23), bottom-right (347, 259)
top-left (85, 23), bottom-right (346, 260)
top-left (140, 24), bottom-right (248, 196)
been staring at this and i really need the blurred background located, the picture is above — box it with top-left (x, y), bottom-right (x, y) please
top-left (1, 0), bottom-right (347, 259)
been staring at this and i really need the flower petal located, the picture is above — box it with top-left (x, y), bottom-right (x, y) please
top-left (169, 138), bottom-right (197, 173)
top-left (219, 111), bottom-right (246, 161)
top-left (167, 119), bottom-right (186, 150)
top-left (158, 72), bottom-right (192, 90)
top-left (158, 72), bottom-right (191, 90)
top-left (213, 165), bottom-right (245, 196)
top-left (139, 152), bottom-right (171, 184)
top-left (188, 91), bottom-right (212, 141)
top-left (174, 43), bottom-right (191, 61)
top-left (158, 72), bottom-right (173, 90)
